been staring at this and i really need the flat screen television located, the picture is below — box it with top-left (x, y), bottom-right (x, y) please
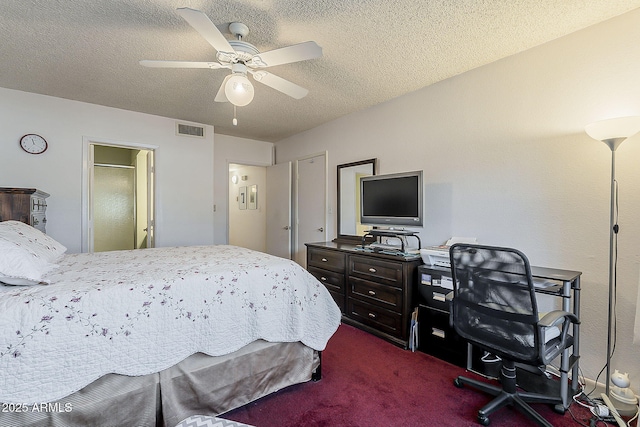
top-left (360, 170), bottom-right (423, 227)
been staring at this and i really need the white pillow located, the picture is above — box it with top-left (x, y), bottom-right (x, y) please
top-left (0, 220), bottom-right (66, 263)
top-left (0, 239), bottom-right (52, 285)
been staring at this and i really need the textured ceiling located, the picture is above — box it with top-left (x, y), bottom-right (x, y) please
top-left (2, 1), bottom-right (639, 142)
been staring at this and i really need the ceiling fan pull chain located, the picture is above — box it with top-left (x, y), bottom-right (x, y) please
top-left (233, 105), bottom-right (238, 126)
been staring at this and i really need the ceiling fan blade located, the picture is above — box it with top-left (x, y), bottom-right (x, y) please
top-left (176, 7), bottom-right (235, 54)
top-left (215, 75), bottom-right (231, 102)
top-left (253, 41), bottom-right (322, 68)
top-left (250, 71), bottom-right (309, 99)
top-left (139, 60), bottom-right (225, 69)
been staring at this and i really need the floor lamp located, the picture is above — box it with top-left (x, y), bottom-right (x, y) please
top-left (584, 115), bottom-right (640, 399)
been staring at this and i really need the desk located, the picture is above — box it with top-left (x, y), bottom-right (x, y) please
top-left (417, 264), bottom-right (581, 410)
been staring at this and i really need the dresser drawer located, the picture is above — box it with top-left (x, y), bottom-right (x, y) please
top-left (349, 255), bottom-right (403, 286)
top-left (30, 213), bottom-right (47, 233)
top-left (31, 196), bottom-right (47, 213)
top-left (327, 290), bottom-right (345, 313)
top-left (308, 266), bottom-right (345, 295)
top-left (308, 248), bottom-right (346, 273)
top-left (347, 298), bottom-right (402, 336)
top-left (349, 276), bottom-right (402, 311)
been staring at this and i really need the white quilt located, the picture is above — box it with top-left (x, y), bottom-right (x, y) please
top-left (0, 245), bottom-right (341, 404)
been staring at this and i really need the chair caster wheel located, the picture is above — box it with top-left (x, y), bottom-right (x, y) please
top-left (553, 404), bottom-right (566, 414)
top-left (477, 414), bottom-right (490, 426)
top-left (453, 378), bottom-right (464, 388)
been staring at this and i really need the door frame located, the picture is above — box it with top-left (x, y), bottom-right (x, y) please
top-left (81, 137), bottom-right (158, 253)
top-left (294, 151), bottom-right (328, 265)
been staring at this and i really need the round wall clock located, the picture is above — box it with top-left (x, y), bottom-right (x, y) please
top-left (19, 134), bottom-right (48, 154)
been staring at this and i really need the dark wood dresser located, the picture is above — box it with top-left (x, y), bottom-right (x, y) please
top-left (306, 241), bottom-right (421, 348)
top-left (0, 187), bottom-right (50, 233)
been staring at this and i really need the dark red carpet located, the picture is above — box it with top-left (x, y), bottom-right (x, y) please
top-left (224, 324), bottom-right (592, 426)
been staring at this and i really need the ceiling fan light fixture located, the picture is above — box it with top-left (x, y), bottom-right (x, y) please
top-left (225, 73), bottom-right (254, 107)
top-left (141, 9), bottom-right (322, 108)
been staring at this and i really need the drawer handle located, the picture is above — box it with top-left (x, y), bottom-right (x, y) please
top-left (431, 328), bottom-right (446, 339)
top-left (368, 312), bottom-right (377, 319)
top-left (368, 290), bottom-right (376, 296)
top-left (320, 277), bottom-right (327, 281)
top-left (321, 258), bottom-right (328, 262)
top-left (433, 292), bottom-right (446, 303)
top-left (368, 268), bottom-right (377, 273)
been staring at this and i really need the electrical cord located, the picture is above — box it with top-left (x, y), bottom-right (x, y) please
top-left (627, 408), bottom-right (639, 427)
top-left (574, 389), bottom-right (639, 427)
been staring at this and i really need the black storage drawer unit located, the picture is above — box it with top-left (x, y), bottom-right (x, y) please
top-left (418, 305), bottom-right (467, 367)
top-left (416, 265), bottom-right (467, 366)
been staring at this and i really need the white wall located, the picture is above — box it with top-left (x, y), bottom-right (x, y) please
top-left (213, 134), bottom-right (273, 245)
top-left (275, 9), bottom-right (640, 393)
top-left (0, 88), bottom-right (215, 252)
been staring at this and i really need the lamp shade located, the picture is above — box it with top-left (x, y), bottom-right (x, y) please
top-left (585, 116), bottom-right (640, 142)
top-left (225, 74), bottom-right (254, 107)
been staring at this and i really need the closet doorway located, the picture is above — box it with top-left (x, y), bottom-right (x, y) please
top-left (228, 163), bottom-right (267, 252)
top-left (82, 141), bottom-right (155, 253)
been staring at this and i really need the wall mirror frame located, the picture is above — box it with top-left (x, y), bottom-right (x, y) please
top-left (333, 158), bottom-right (377, 243)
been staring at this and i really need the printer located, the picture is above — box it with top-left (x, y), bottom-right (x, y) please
top-left (419, 237), bottom-right (477, 267)
top-left (420, 246), bottom-right (451, 267)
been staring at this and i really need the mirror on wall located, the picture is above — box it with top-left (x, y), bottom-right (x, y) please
top-left (334, 158), bottom-right (377, 243)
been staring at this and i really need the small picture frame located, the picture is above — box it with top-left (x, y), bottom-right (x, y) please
top-left (248, 185), bottom-right (257, 210)
top-left (238, 186), bottom-right (247, 210)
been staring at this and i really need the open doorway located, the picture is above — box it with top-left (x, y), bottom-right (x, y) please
top-left (83, 141), bottom-right (155, 253)
top-left (228, 163), bottom-right (267, 252)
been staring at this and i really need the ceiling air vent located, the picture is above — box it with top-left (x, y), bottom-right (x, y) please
top-left (176, 122), bottom-right (205, 138)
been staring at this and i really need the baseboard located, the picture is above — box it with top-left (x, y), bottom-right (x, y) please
top-left (581, 377), bottom-right (607, 396)
top-left (581, 377), bottom-right (640, 399)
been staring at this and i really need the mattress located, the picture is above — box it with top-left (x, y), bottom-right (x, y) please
top-left (0, 245), bottom-right (340, 404)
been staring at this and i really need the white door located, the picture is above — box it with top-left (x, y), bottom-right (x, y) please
top-left (266, 162), bottom-right (292, 259)
top-left (295, 153), bottom-right (327, 267)
top-left (93, 165), bottom-right (136, 252)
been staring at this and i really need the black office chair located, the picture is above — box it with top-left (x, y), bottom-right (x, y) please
top-left (449, 244), bottom-right (579, 427)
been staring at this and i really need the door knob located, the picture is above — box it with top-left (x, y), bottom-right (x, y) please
top-left (283, 225), bottom-right (291, 230)
top-left (318, 227), bottom-right (324, 232)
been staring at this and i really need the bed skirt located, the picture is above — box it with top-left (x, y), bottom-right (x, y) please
top-left (0, 340), bottom-right (318, 427)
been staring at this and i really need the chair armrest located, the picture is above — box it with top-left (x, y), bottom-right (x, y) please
top-left (538, 310), bottom-right (579, 327)
top-left (537, 310), bottom-right (579, 365)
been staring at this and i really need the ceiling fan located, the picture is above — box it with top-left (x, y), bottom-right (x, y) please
top-left (140, 7), bottom-right (322, 108)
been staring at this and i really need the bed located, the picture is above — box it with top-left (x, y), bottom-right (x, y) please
top-left (0, 220), bottom-right (341, 427)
